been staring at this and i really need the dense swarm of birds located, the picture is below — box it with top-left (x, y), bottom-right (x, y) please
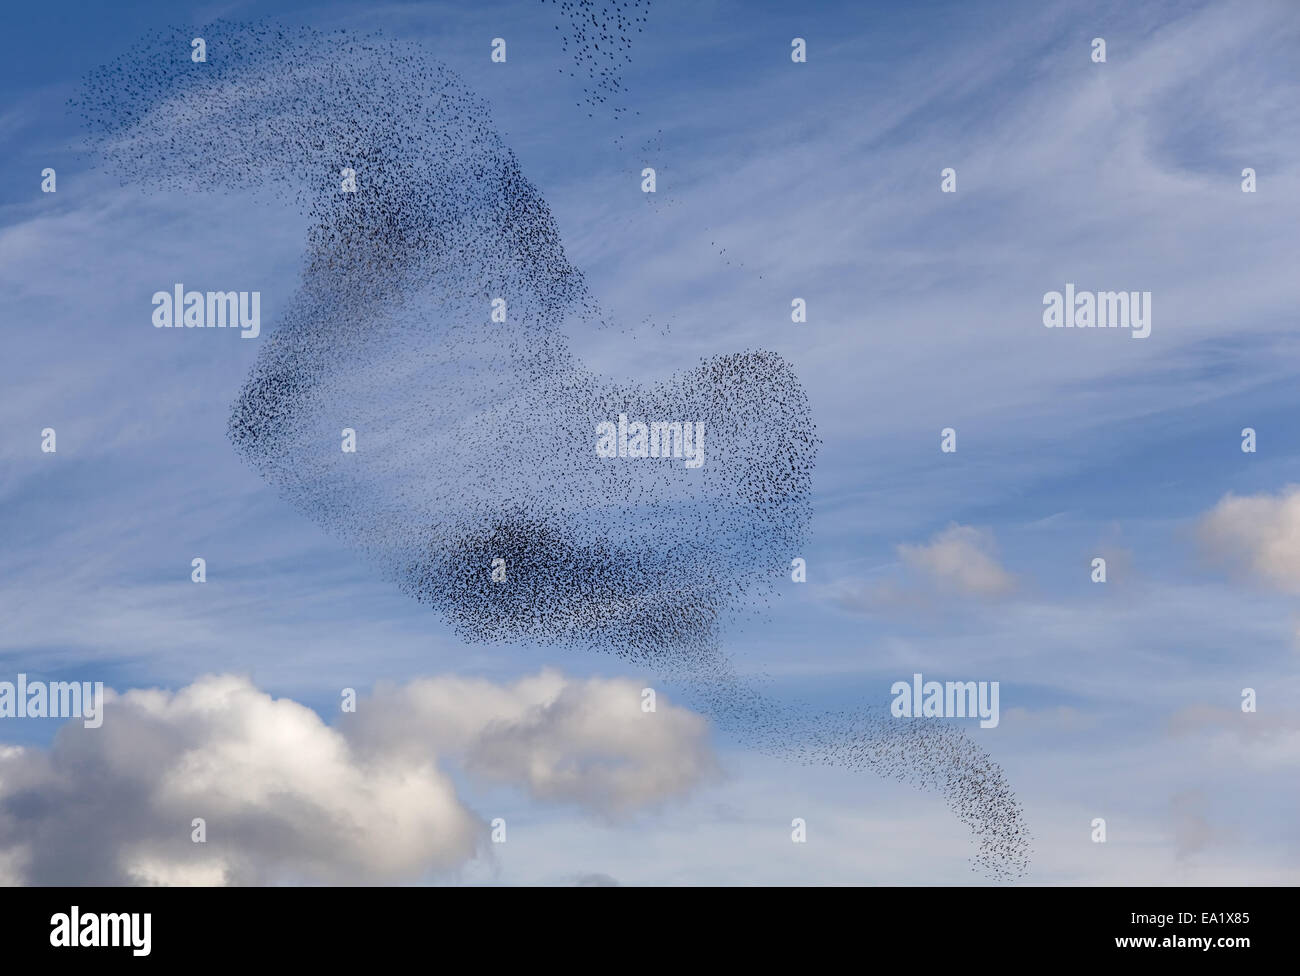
top-left (73, 18), bottom-right (1029, 880)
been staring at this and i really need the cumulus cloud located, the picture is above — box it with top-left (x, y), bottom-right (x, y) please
top-left (826, 524), bottom-right (1016, 615)
top-left (897, 524), bottom-right (1015, 597)
top-left (1198, 487), bottom-right (1300, 591)
top-left (0, 671), bottom-right (716, 885)
top-left (345, 671), bottom-right (717, 819)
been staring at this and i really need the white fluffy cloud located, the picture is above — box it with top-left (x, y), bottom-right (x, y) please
top-left (826, 523), bottom-right (1016, 614)
top-left (1198, 487), bottom-right (1300, 591)
top-left (896, 524), bottom-right (1015, 597)
top-left (0, 671), bottom-right (716, 885)
top-left (347, 672), bottom-right (715, 818)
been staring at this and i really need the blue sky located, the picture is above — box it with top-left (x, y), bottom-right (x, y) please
top-left (1, 0), bottom-right (1299, 884)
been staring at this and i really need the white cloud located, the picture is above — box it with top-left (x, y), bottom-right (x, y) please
top-left (897, 524), bottom-right (1015, 598)
top-left (824, 524), bottom-right (1016, 614)
top-left (346, 671), bottom-right (717, 818)
top-left (1198, 487), bottom-right (1300, 591)
top-left (0, 671), bottom-right (715, 885)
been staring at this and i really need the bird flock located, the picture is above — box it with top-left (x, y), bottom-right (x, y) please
top-left (545, 0), bottom-right (649, 123)
top-left (72, 14), bottom-right (1030, 880)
